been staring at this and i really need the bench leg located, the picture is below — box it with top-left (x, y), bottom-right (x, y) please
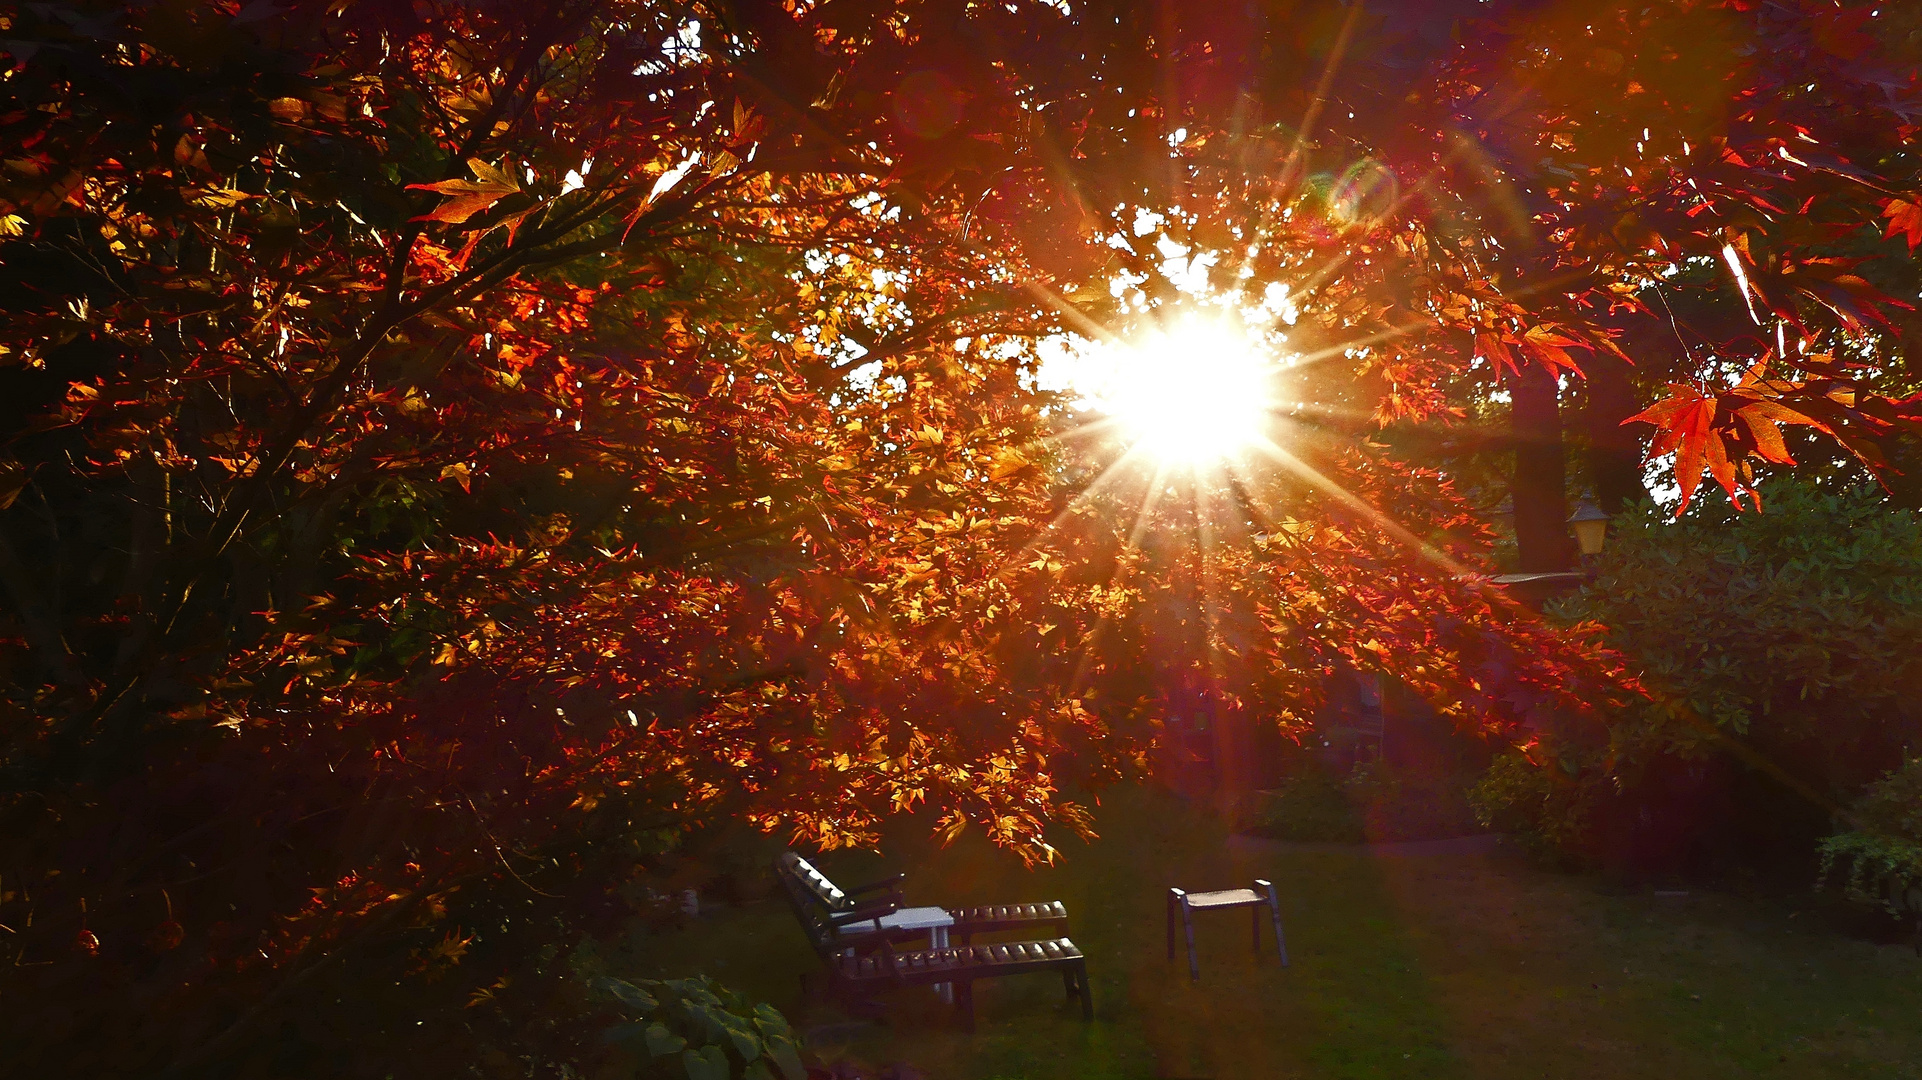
top-left (1077, 961), bottom-right (1094, 1020)
top-left (1252, 903), bottom-right (1262, 952)
top-left (1181, 899), bottom-right (1200, 982)
top-left (932, 925), bottom-right (953, 1004)
top-left (1166, 889), bottom-right (1178, 962)
top-left (1259, 879), bottom-right (1289, 967)
top-left (954, 979), bottom-right (975, 1033)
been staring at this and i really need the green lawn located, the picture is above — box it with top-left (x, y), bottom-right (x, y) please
top-left (613, 787), bottom-right (1922, 1079)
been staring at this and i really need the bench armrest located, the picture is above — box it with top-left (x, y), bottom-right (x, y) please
top-left (827, 896), bottom-right (900, 929)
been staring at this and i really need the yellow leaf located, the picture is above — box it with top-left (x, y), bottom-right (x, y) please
top-left (439, 461), bottom-right (473, 492)
top-left (989, 447), bottom-right (1029, 479)
top-left (406, 158), bottom-right (520, 224)
top-left (465, 157), bottom-right (520, 191)
top-left (190, 187), bottom-right (253, 208)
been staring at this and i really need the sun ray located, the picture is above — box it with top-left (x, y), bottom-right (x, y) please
top-left (985, 431), bottom-right (1155, 591)
top-left (1247, 431), bottom-right (1480, 583)
top-left (1125, 456), bottom-right (1177, 554)
top-left (1048, 414), bottom-right (1129, 444)
top-left (1063, 451), bottom-right (1173, 699)
top-left (1268, 398), bottom-right (1389, 426)
top-left (1190, 466), bottom-right (1236, 690)
top-left (1288, 266), bottom-right (1611, 375)
top-left (1229, 0), bottom-right (1368, 286)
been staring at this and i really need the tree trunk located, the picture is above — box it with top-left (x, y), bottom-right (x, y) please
top-left (1583, 352), bottom-right (1649, 515)
top-left (1511, 362), bottom-right (1572, 572)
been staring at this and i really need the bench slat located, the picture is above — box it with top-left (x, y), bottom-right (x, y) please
top-left (1185, 888), bottom-right (1263, 908)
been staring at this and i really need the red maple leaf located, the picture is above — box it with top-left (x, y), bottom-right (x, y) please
top-left (1881, 197), bottom-right (1922, 251)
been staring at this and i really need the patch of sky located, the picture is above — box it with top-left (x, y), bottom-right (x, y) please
top-left (1644, 451), bottom-right (1683, 510)
top-left (649, 155), bottom-right (700, 203)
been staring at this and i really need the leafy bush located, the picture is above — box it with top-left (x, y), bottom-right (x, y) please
top-left (1562, 479), bottom-right (1922, 753)
top-left (588, 974), bottom-right (807, 1080)
top-left (1819, 757), bottom-right (1922, 932)
top-left (1493, 478), bottom-right (1922, 869)
top-left (1467, 750), bottom-right (1593, 861)
top-left (1241, 767), bottom-right (1366, 842)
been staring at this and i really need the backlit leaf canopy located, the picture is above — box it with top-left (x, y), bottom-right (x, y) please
top-left (0, 0), bottom-right (1916, 1073)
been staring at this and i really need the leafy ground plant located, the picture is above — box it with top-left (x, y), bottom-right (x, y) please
top-left (589, 974), bottom-right (807, 1080)
top-left (1819, 756), bottom-right (1922, 951)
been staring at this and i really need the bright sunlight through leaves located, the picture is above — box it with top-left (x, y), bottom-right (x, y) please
top-left (1061, 318), bottom-right (1282, 465)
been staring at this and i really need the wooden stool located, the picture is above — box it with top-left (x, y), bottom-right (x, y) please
top-left (1167, 880), bottom-right (1287, 981)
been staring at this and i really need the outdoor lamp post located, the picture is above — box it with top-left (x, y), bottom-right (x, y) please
top-left (1567, 500), bottom-right (1610, 558)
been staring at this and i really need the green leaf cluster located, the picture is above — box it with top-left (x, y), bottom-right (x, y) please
top-left (1480, 477), bottom-right (1922, 864)
top-left (589, 975), bottom-right (805, 1080)
top-left (1819, 757), bottom-right (1922, 920)
top-left (1555, 477), bottom-right (1922, 776)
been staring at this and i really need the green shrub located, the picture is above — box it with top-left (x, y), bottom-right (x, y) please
top-left (1467, 750), bottom-right (1593, 860)
top-left (1819, 757), bottom-right (1922, 927)
top-left (1242, 767), bottom-right (1366, 842)
top-left (1495, 477), bottom-right (1922, 868)
top-left (1556, 478), bottom-right (1922, 763)
top-left (588, 974), bottom-right (806, 1080)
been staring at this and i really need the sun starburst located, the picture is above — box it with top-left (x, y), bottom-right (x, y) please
top-left (1072, 317), bottom-right (1282, 466)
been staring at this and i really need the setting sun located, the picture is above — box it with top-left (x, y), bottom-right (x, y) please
top-left (1074, 319), bottom-right (1281, 465)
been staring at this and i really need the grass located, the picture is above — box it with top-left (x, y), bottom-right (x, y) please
top-left (611, 786), bottom-right (1922, 1079)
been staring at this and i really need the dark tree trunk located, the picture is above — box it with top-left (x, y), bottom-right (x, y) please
top-left (1583, 352), bottom-right (1649, 515)
top-left (1511, 362), bottom-right (1572, 572)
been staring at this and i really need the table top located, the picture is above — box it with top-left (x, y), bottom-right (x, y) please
top-left (841, 905), bottom-right (954, 933)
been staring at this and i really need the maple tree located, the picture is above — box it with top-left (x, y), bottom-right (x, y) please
top-left (0, 1), bottom-right (1104, 1070)
top-left (0, 0), bottom-right (1917, 1074)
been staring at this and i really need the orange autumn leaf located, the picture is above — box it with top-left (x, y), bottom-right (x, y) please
top-left (406, 158), bottom-right (520, 224)
top-left (1882, 197), bottom-right (1922, 251)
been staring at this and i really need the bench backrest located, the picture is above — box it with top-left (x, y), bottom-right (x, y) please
top-left (773, 853), bottom-right (847, 959)
top-left (775, 850), bottom-right (852, 912)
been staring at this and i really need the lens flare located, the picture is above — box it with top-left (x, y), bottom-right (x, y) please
top-left (1072, 319), bottom-right (1277, 464)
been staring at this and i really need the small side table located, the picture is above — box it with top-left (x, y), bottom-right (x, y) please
top-left (839, 905), bottom-right (957, 1002)
top-left (1167, 880), bottom-right (1287, 981)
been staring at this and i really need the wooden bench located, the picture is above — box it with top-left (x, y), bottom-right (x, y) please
top-left (775, 852), bottom-right (1091, 1029)
top-left (775, 851), bottom-right (1070, 946)
top-left (832, 937), bottom-right (1092, 1031)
